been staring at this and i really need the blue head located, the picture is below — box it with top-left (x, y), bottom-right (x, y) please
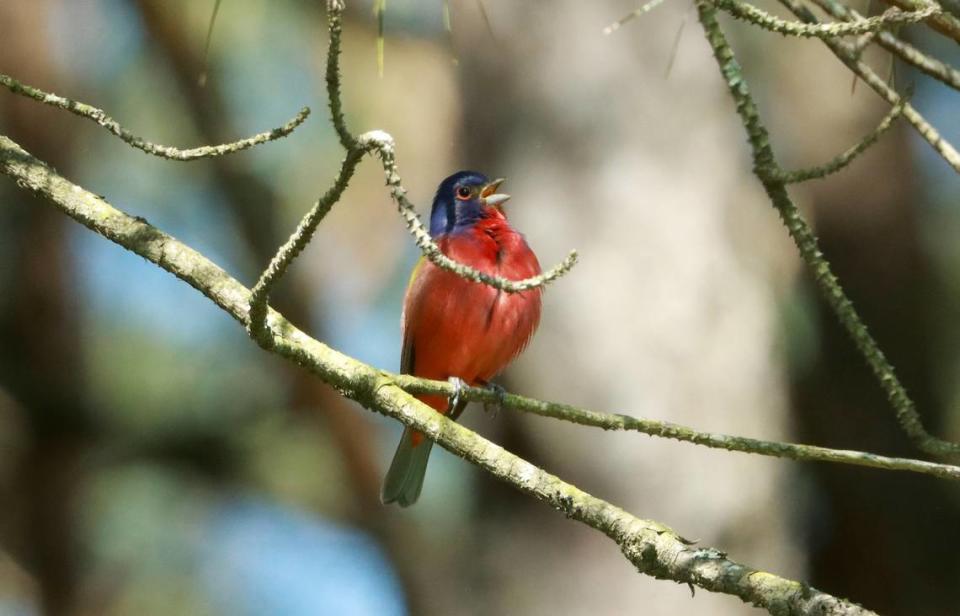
top-left (429, 171), bottom-right (511, 237)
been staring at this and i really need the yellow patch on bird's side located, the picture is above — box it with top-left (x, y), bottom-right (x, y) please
top-left (407, 256), bottom-right (427, 291)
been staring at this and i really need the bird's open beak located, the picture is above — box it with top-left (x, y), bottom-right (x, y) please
top-left (480, 178), bottom-right (510, 208)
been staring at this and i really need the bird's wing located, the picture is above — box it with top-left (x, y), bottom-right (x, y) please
top-left (400, 256), bottom-right (427, 375)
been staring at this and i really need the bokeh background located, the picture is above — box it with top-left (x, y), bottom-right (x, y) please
top-left (1, 0), bottom-right (959, 614)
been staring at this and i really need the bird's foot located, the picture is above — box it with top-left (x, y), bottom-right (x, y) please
top-left (483, 382), bottom-right (507, 418)
top-left (446, 376), bottom-right (467, 418)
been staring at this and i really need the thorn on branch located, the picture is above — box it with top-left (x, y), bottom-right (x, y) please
top-left (0, 73), bottom-right (310, 160)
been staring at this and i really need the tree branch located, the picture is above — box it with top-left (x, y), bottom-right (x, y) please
top-left (878, 0), bottom-right (960, 44)
top-left (0, 131), bottom-right (875, 616)
top-left (774, 0), bottom-right (960, 174)
top-left (714, 0), bottom-right (939, 38)
top-left (390, 375), bottom-right (960, 482)
top-left (775, 96), bottom-right (907, 184)
top-left (810, 0), bottom-right (960, 92)
top-left (695, 0), bottom-right (960, 459)
top-left (0, 73), bottom-right (310, 160)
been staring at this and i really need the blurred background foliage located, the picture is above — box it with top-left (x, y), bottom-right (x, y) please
top-left (0, 0), bottom-right (959, 614)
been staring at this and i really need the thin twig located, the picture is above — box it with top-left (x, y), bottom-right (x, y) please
top-left (714, 0), bottom-right (939, 38)
top-left (198, 0), bottom-right (223, 86)
top-left (391, 374), bottom-right (960, 482)
top-left (776, 96), bottom-right (908, 183)
top-left (696, 0), bottom-right (960, 459)
top-left (811, 0), bottom-right (960, 91)
top-left (247, 150), bottom-right (363, 341)
top-left (878, 0), bottom-right (960, 44)
top-left (326, 0), bottom-right (355, 150)
top-left (0, 73), bottom-right (310, 160)
top-left (604, 0), bottom-right (672, 34)
top-left (358, 130), bottom-right (580, 292)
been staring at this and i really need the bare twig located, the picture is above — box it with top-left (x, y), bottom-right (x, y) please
top-left (878, 0), bottom-right (960, 44)
top-left (776, 97), bottom-right (908, 183)
top-left (246, 149), bottom-right (363, 341)
top-left (811, 0), bottom-right (960, 91)
top-left (358, 130), bottom-right (580, 293)
top-left (714, 0), bottom-right (939, 38)
top-left (0, 73), bottom-right (310, 160)
top-left (391, 374), bottom-right (960, 482)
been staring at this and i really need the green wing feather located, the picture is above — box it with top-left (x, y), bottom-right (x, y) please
top-left (383, 256), bottom-right (429, 506)
top-left (381, 427), bottom-right (433, 506)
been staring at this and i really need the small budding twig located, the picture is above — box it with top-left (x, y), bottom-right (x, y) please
top-left (776, 96), bottom-right (908, 184)
top-left (713, 0), bottom-right (939, 39)
top-left (247, 0), bottom-right (578, 338)
top-left (0, 73), bottom-right (310, 160)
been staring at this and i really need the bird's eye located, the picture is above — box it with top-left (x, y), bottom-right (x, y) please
top-left (455, 186), bottom-right (472, 200)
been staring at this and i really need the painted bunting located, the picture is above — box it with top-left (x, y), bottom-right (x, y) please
top-left (381, 171), bottom-right (543, 507)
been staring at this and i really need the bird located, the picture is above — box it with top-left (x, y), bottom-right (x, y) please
top-left (381, 171), bottom-right (543, 507)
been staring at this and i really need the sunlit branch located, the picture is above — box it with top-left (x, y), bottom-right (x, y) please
top-left (391, 374), bottom-right (960, 481)
top-left (0, 132), bottom-right (876, 616)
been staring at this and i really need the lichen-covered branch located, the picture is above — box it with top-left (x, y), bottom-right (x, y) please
top-left (714, 0), bottom-right (939, 38)
top-left (776, 97), bottom-right (907, 184)
top-left (810, 0), bottom-right (960, 91)
top-left (246, 148), bottom-right (363, 340)
top-left (695, 0), bottom-right (960, 459)
top-left (0, 132), bottom-right (875, 616)
top-left (390, 375), bottom-right (960, 482)
top-left (878, 0), bottom-right (960, 44)
top-left (0, 73), bottom-right (310, 160)
top-left (774, 0), bottom-right (960, 174)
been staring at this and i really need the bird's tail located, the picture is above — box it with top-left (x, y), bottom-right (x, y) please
top-left (381, 427), bottom-right (434, 507)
